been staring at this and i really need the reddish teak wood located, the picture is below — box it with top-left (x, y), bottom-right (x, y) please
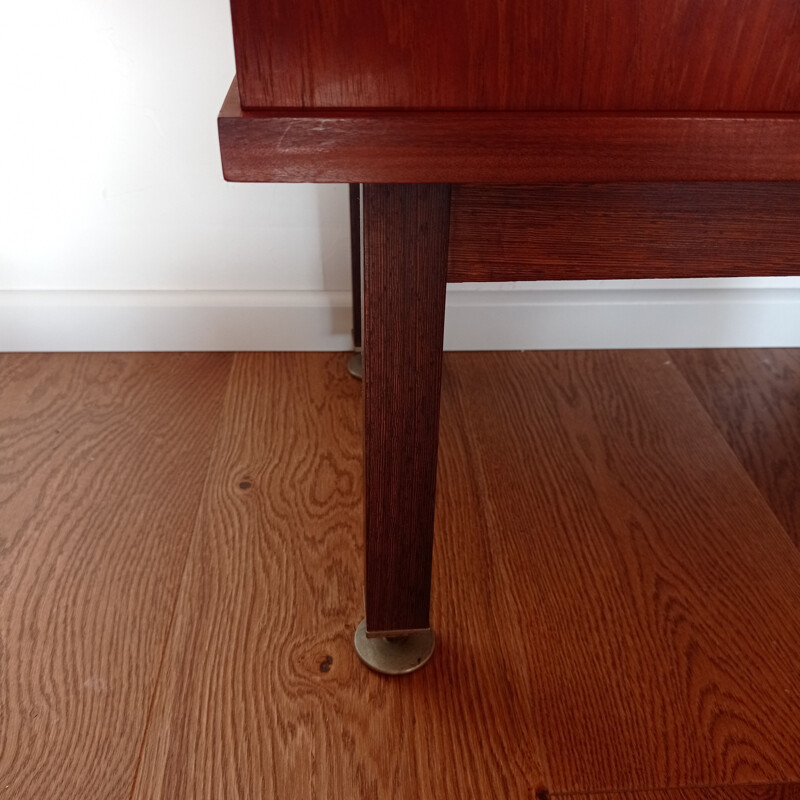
top-left (448, 184), bottom-right (800, 282)
top-left (218, 84), bottom-right (800, 184)
top-left (230, 0), bottom-right (800, 112)
top-left (362, 184), bottom-right (451, 634)
top-left (218, 0), bottom-right (800, 690)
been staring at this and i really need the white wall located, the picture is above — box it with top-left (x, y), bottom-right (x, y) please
top-left (0, 0), bottom-right (349, 294)
top-left (1, 0), bottom-right (799, 351)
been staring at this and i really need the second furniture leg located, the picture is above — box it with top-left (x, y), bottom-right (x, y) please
top-left (355, 183), bottom-right (451, 674)
top-left (347, 183), bottom-right (363, 379)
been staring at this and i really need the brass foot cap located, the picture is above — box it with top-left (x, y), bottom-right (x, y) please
top-left (354, 619), bottom-right (435, 675)
top-left (347, 351), bottom-right (363, 380)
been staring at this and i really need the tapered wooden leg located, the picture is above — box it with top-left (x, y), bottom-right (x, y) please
top-left (349, 184), bottom-right (362, 350)
top-left (347, 184), bottom-right (363, 380)
top-left (360, 184), bottom-right (451, 652)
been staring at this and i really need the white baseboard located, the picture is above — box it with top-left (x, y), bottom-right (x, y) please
top-left (444, 283), bottom-right (800, 350)
top-left (0, 291), bottom-right (354, 352)
top-left (1, 285), bottom-right (799, 352)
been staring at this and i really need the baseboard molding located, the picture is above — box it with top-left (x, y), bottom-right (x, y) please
top-left (1, 286), bottom-right (799, 352)
top-left (444, 284), bottom-right (800, 350)
top-left (0, 291), bottom-right (354, 352)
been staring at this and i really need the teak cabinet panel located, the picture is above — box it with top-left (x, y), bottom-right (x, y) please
top-left (230, 0), bottom-right (800, 112)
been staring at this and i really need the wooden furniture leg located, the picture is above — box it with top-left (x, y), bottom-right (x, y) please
top-left (354, 183), bottom-right (451, 675)
top-left (347, 183), bottom-right (363, 379)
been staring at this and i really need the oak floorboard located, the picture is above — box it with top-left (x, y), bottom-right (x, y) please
top-left (132, 352), bottom-right (550, 800)
top-left (6, 351), bottom-right (799, 798)
top-left (133, 350), bottom-right (800, 799)
top-left (0, 353), bottom-right (232, 800)
top-left (555, 785), bottom-right (800, 800)
top-left (450, 351), bottom-right (800, 793)
top-left (670, 349), bottom-right (800, 547)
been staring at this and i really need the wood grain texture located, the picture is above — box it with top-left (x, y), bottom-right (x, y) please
top-left (132, 353), bottom-right (550, 799)
top-left (218, 84), bottom-right (800, 184)
top-left (449, 351), bottom-right (800, 792)
top-left (362, 183), bottom-right (450, 634)
top-left (131, 351), bottom-right (800, 798)
top-left (7, 352), bottom-right (800, 799)
top-left (0, 353), bottom-right (231, 799)
top-left (670, 349), bottom-right (800, 548)
top-left (448, 184), bottom-right (800, 282)
top-left (559, 786), bottom-right (800, 800)
top-left (230, 0), bottom-right (800, 112)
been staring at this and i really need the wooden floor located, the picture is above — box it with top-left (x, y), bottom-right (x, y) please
top-left (1, 350), bottom-right (799, 799)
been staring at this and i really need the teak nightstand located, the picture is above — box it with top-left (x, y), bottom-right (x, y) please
top-left (218, 0), bottom-right (800, 673)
